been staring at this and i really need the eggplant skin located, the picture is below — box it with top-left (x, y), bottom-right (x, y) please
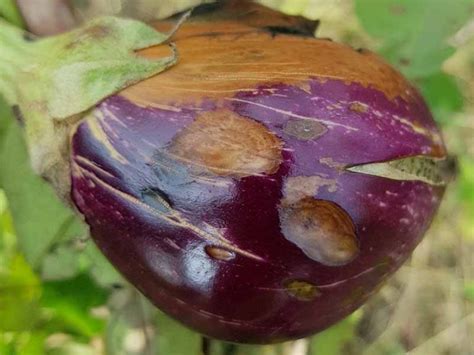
top-left (70, 19), bottom-right (446, 343)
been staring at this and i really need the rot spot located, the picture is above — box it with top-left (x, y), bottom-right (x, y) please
top-left (205, 246), bottom-right (236, 261)
top-left (283, 279), bottom-right (320, 301)
top-left (283, 119), bottom-right (327, 141)
top-left (279, 198), bottom-right (359, 266)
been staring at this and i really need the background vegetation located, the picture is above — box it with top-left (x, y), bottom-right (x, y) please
top-left (0, 0), bottom-right (473, 354)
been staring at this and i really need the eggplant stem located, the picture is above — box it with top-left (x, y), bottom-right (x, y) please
top-left (223, 343), bottom-right (238, 355)
top-left (201, 336), bottom-right (211, 355)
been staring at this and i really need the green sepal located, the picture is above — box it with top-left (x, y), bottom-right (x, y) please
top-left (0, 16), bottom-right (178, 200)
top-left (1, 16), bottom-right (176, 118)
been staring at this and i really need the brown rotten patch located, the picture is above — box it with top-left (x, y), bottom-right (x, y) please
top-left (279, 197), bottom-right (359, 266)
top-left (121, 17), bottom-right (419, 106)
top-left (167, 109), bottom-right (283, 178)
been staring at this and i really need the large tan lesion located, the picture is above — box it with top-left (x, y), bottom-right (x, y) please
top-left (279, 197), bottom-right (359, 266)
top-left (167, 109), bottom-right (283, 178)
top-left (120, 19), bottom-right (419, 106)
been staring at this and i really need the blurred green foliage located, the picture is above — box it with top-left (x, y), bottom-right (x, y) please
top-left (0, 0), bottom-right (24, 27)
top-left (1, 0), bottom-right (473, 354)
top-left (355, 0), bottom-right (472, 77)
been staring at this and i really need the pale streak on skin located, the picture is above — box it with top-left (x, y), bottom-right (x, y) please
top-left (148, 85), bottom-right (261, 94)
top-left (149, 153), bottom-right (234, 187)
top-left (226, 98), bottom-right (358, 131)
top-left (347, 156), bottom-right (450, 186)
top-left (74, 155), bottom-right (115, 179)
top-left (316, 262), bottom-right (388, 290)
top-left (98, 115), bottom-right (118, 139)
top-left (100, 106), bottom-right (128, 128)
top-left (181, 71), bottom-right (350, 81)
top-left (119, 95), bottom-right (186, 112)
top-left (184, 62), bottom-right (301, 67)
top-left (392, 115), bottom-right (442, 142)
top-left (87, 111), bottom-right (232, 187)
top-left (74, 163), bottom-right (264, 262)
top-left (163, 150), bottom-right (271, 178)
top-left (255, 261), bottom-right (388, 292)
top-left (85, 116), bottom-right (128, 164)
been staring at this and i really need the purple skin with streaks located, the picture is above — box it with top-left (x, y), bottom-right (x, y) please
top-left (70, 73), bottom-right (445, 342)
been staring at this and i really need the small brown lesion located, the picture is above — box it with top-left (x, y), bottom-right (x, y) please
top-left (279, 197), bottom-right (359, 266)
top-left (205, 245), bottom-right (236, 261)
top-left (283, 118), bottom-right (327, 141)
top-left (283, 279), bottom-right (320, 301)
top-left (167, 109), bottom-right (283, 178)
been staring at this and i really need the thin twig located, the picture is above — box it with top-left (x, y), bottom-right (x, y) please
top-left (223, 343), bottom-right (237, 355)
top-left (201, 336), bottom-right (211, 355)
top-left (136, 291), bottom-right (153, 355)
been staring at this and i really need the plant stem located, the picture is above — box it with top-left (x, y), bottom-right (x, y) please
top-left (201, 336), bottom-right (211, 355)
top-left (223, 343), bottom-right (238, 355)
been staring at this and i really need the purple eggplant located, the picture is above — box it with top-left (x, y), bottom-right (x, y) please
top-left (68, 13), bottom-right (449, 343)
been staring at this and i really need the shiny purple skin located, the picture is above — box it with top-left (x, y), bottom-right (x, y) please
top-left (70, 33), bottom-right (446, 342)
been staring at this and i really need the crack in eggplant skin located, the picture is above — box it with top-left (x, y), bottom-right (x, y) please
top-left (347, 155), bottom-right (454, 186)
top-left (70, 18), bottom-right (446, 344)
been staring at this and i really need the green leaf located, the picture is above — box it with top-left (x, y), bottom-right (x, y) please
top-left (14, 332), bottom-right (47, 355)
top-left (310, 312), bottom-right (360, 355)
top-left (155, 311), bottom-right (201, 355)
top-left (417, 72), bottom-right (464, 125)
top-left (41, 245), bottom-right (82, 281)
top-left (0, 335), bottom-right (14, 355)
top-left (47, 341), bottom-right (98, 355)
top-left (464, 281), bottom-right (474, 301)
top-left (0, 16), bottom-right (176, 116)
top-left (0, 254), bottom-right (41, 331)
top-left (355, 0), bottom-right (474, 78)
top-left (0, 106), bottom-right (87, 267)
top-left (0, 0), bottom-right (24, 27)
top-left (0, 190), bottom-right (17, 265)
top-left (40, 16), bottom-right (176, 119)
top-left (0, 96), bottom-right (11, 141)
top-left (41, 273), bottom-right (109, 339)
top-left (84, 242), bottom-right (124, 288)
top-left (458, 155), bottom-right (474, 216)
top-left (0, 16), bottom-right (179, 207)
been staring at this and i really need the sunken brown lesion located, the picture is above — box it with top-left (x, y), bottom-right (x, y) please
top-left (279, 198), bottom-right (359, 266)
top-left (167, 109), bottom-right (283, 178)
top-left (283, 118), bottom-right (327, 141)
top-left (205, 245), bottom-right (236, 261)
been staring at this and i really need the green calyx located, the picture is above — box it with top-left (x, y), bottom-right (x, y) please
top-left (0, 16), bottom-right (179, 200)
top-left (0, 16), bottom-right (177, 117)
